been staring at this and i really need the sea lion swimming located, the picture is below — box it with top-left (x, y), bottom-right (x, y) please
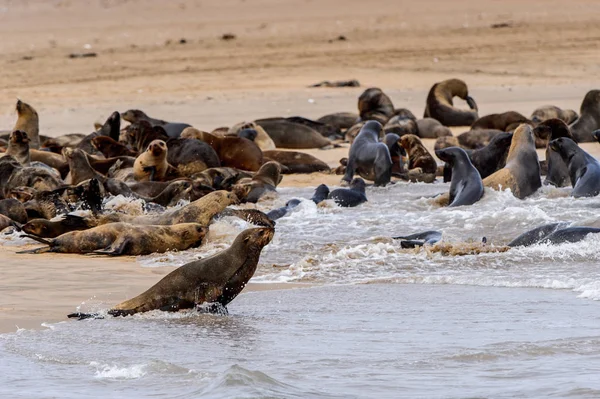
top-left (549, 137), bottom-right (600, 197)
top-left (508, 223), bottom-right (600, 247)
top-left (358, 88), bottom-right (395, 124)
top-left (392, 231), bottom-right (442, 248)
top-left (13, 100), bottom-right (40, 150)
top-left (507, 222), bottom-right (570, 247)
top-left (424, 79), bottom-right (478, 126)
top-left (20, 222), bottom-right (207, 255)
top-left (435, 147), bottom-right (484, 207)
top-left (342, 121), bottom-right (392, 186)
top-left (570, 90), bottom-right (600, 142)
top-left (533, 119), bottom-right (574, 187)
top-left (68, 227), bottom-right (274, 318)
top-left (328, 178), bottom-right (367, 207)
top-left (266, 198), bottom-right (301, 220)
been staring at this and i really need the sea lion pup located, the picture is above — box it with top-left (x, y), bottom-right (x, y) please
top-left (76, 111), bottom-right (121, 155)
top-left (133, 140), bottom-right (170, 182)
top-left (0, 198), bottom-right (28, 224)
top-left (181, 128), bottom-right (263, 171)
top-left (470, 111), bottom-right (530, 132)
top-left (328, 178), bottom-right (367, 207)
top-left (193, 167), bottom-right (252, 190)
top-left (457, 129), bottom-right (503, 149)
top-left (399, 134), bottom-right (437, 183)
top-left (342, 121), bottom-right (392, 187)
top-left (392, 230), bottom-right (442, 248)
top-left (22, 214), bottom-right (96, 238)
top-left (262, 150), bottom-right (330, 174)
top-left (549, 137), bottom-right (600, 197)
top-left (434, 136), bottom-right (460, 152)
top-left (570, 90), bottom-right (600, 142)
top-left (416, 118), bottom-right (452, 139)
top-left (13, 100), bottom-right (40, 150)
top-left (4, 130), bottom-right (30, 165)
top-left (121, 109), bottom-right (191, 138)
top-left (533, 119), bottom-right (574, 187)
top-left (254, 118), bottom-right (332, 149)
top-left (239, 161), bottom-right (283, 203)
top-left (286, 116), bottom-right (342, 140)
top-left (531, 105), bottom-right (579, 125)
top-left (227, 121), bottom-right (276, 151)
top-left (317, 112), bottom-right (360, 131)
top-left (67, 227), bottom-right (274, 319)
top-left (424, 79), bottom-right (478, 126)
top-left (435, 147), bottom-right (484, 207)
top-left (166, 137), bottom-right (220, 177)
top-left (20, 222), bottom-right (208, 256)
top-left (358, 88), bottom-right (395, 124)
top-left (483, 124), bottom-right (541, 199)
top-left (92, 136), bottom-right (137, 158)
top-left (383, 133), bottom-right (408, 177)
top-left (0, 155), bottom-right (63, 198)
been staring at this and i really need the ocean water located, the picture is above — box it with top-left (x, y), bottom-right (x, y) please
top-left (2, 181), bottom-right (600, 398)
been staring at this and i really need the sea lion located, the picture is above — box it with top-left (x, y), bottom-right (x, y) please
top-left (239, 161), bottom-right (282, 203)
top-left (507, 222), bottom-right (570, 247)
top-left (344, 122), bottom-right (367, 144)
top-left (311, 184), bottom-right (330, 204)
top-left (216, 208), bottom-right (276, 228)
top-left (254, 119), bottom-right (332, 149)
top-left (457, 129), bottom-right (504, 149)
top-left (192, 167), bottom-right (252, 190)
top-left (41, 133), bottom-right (86, 151)
top-left (435, 147), bottom-right (484, 207)
top-left (416, 118), bottom-right (452, 139)
top-left (76, 111), bottom-right (121, 155)
top-left (317, 112), bottom-right (360, 131)
top-left (399, 134), bottom-right (438, 179)
top-left (383, 115), bottom-right (418, 136)
top-left (166, 138), bottom-right (220, 177)
top-left (358, 88), bottom-right (395, 124)
top-left (342, 121), bottom-right (392, 186)
top-left (508, 223), bottom-right (600, 247)
top-left (470, 111), bottom-right (530, 132)
top-left (533, 119), bottom-right (574, 187)
top-left (121, 109), bottom-right (191, 138)
top-left (21, 214), bottom-right (96, 238)
top-left (181, 128), bottom-right (263, 171)
top-left (134, 140), bottom-right (170, 182)
top-left (434, 136), bottom-right (460, 152)
top-left (285, 116), bottom-right (342, 140)
top-left (0, 214), bottom-right (16, 232)
top-left (92, 136), bottom-right (137, 158)
top-left (266, 199), bottom-right (301, 220)
top-left (227, 122), bottom-right (276, 151)
top-left (482, 124), bottom-right (541, 199)
top-left (0, 155), bottom-right (63, 198)
top-left (62, 147), bottom-right (104, 185)
top-left (392, 231), bottom-right (442, 248)
top-left (423, 79), bottom-right (478, 126)
top-left (531, 105), bottom-right (579, 125)
top-left (238, 128), bottom-right (257, 142)
top-left (30, 150), bottom-right (69, 179)
top-left (120, 121), bottom-right (169, 153)
top-left (4, 130), bottom-right (30, 165)
top-left (383, 133), bottom-right (407, 177)
top-left (13, 100), bottom-right (40, 150)
top-left (549, 137), bottom-right (600, 197)
top-left (262, 150), bottom-right (330, 174)
top-left (570, 90), bottom-right (600, 142)
top-left (0, 198), bottom-right (28, 224)
top-left (68, 227), bottom-right (274, 318)
top-left (328, 178), bottom-right (367, 207)
top-left (21, 223), bottom-right (208, 255)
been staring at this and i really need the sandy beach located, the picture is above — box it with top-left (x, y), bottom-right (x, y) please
top-left (1, 0), bottom-right (600, 334)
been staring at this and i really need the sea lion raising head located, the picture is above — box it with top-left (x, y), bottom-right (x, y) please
top-left (14, 100), bottom-right (40, 150)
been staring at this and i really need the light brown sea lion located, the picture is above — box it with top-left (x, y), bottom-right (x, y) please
top-left (227, 122), bottom-right (276, 151)
top-left (531, 105), bottom-right (579, 125)
top-left (424, 79), bottom-right (478, 126)
top-left (21, 222), bottom-right (208, 256)
top-left (211, 127), bottom-right (229, 136)
top-left (399, 134), bottom-right (438, 176)
top-left (62, 147), bottom-right (105, 185)
top-left (13, 100), bottom-right (40, 150)
top-left (254, 119), bottom-right (332, 149)
top-left (434, 136), bottom-right (460, 152)
top-left (262, 150), bottom-right (330, 174)
top-left (181, 128), bottom-right (263, 171)
top-left (134, 140), bottom-right (170, 182)
top-left (316, 112), bottom-right (360, 131)
top-left (457, 129), bottom-right (504, 149)
top-left (482, 124), bottom-right (541, 198)
top-left (471, 111), bottom-right (530, 132)
top-left (5, 130), bottom-right (30, 165)
top-left (238, 161), bottom-right (282, 203)
top-left (76, 227), bottom-right (275, 317)
top-left (0, 198), bottom-right (28, 224)
top-left (416, 118), bottom-right (453, 139)
top-left (358, 88), bottom-right (395, 124)
top-left (92, 136), bottom-right (138, 158)
top-left (570, 90), bottom-right (600, 142)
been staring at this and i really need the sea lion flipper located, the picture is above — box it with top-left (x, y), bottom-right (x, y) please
top-left (67, 312), bottom-right (104, 320)
top-left (16, 246), bottom-right (50, 254)
top-left (400, 240), bottom-right (426, 249)
top-left (93, 238), bottom-right (133, 256)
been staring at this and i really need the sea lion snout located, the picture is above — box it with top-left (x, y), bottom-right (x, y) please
top-left (10, 130), bottom-right (29, 144)
top-left (549, 138), bottom-right (563, 152)
top-left (148, 140), bottom-right (166, 156)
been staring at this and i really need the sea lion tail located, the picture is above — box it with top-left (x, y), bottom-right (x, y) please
top-left (67, 312), bottom-right (104, 320)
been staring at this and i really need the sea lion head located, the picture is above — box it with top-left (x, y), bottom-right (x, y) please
top-left (399, 134), bottom-right (423, 151)
top-left (533, 118), bottom-right (572, 141)
top-left (508, 124), bottom-right (535, 157)
top-left (580, 90), bottom-right (600, 114)
top-left (15, 100), bottom-right (38, 118)
top-left (549, 137), bottom-right (578, 158)
top-left (236, 226), bottom-right (275, 251)
top-left (358, 88), bottom-right (394, 123)
top-left (312, 184), bottom-right (330, 203)
top-left (254, 161), bottom-right (282, 186)
top-left (435, 146), bottom-right (462, 164)
top-left (121, 109), bottom-right (148, 123)
top-left (177, 224), bottom-right (209, 247)
top-left (239, 128), bottom-right (258, 142)
top-left (359, 120), bottom-right (383, 141)
top-left (21, 219), bottom-right (53, 237)
top-left (9, 130), bottom-right (29, 145)
top-left (147, 140), bottom-right (167, 157)
top-left (349, 177), bottom-right (366, 193)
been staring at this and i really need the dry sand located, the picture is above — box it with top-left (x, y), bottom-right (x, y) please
top-left (1, 0), bottom-right (600, 333)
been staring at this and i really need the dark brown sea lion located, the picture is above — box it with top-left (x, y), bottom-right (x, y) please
top-left (41, 133), bottom-right (86, 151)
top-left (384, 133), bottom-right (408, 177)
top-left (76, 111), bottom-right (121, 155)
top-left (181, 128), bottom-right (263, 171)
top-left (120, 121), bottom-right (169, 153)
top-left (549, 137), bottom-right (600, 197)
top-left (166, 138), bottom-right (221, 177)
top-left (399, 134), bottom-right (438, 175)
top-left (21, 223), bottom-right (208, 255)
top-left (342, 121), bottom-right (392, 186)
top-left (531, 105), bottom-right (579, 125)
top-left (471, 111), bottom-right (530, 132)
top-left (424, 79), bottom-right (478, 126)
top-left (134, 140), bottom-right (170, 182)
top-left (13, 100), bottom-right (40, 150)
top-left (0, 214), bottom-right (16, 232)
top-left (0, 155), bottom-right (63, 198)
top-left (192, 167), bottom-right (252, 190)
top-left (0, 198), bottom-right (28, 224)
top-left (254, 119), bottom-right (332, 149)
top-left (533, 118), bottom-right (574, 187)
top-left (227, 122), bottom-right (276, 151)
top-left (570, 90), bottom-right (600, 142)
top-left (416, 118), bottom-right (453, 139)
top-left (457, 129), bottom-right (504, 149)
top-left (5, 130), bottom-right (30, 165)
top-left (383, 115), bottom-right (418, 136)
top-left (69, 227), bottom-right (274, 318)
top-left (262, 150), bottom-right (330, 174)
top-left (358, 88), bottom-right (395, 124)
top-left (434, 136), bottom-right (460, 152)
top-left (239, 161), bottom-right (282, 203)
top-left (316, 112), bottom-right (360, 131)
top-left (285, 117), bottom-right (342, 139)
top-left (22, 214), bottom-right (95, 238)
top-left (92, 136), bottom-right (137, 158)
top-left (121, 109), bottom-right (191, 138)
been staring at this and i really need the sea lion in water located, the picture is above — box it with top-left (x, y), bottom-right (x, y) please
top-left (507, 222), bottom-right (570, 247)
top-left (134, 140), bottom-right (170, 182)
top-left (508, 223), bottom-right (600, 247)
top-left (254, 119), bottom-right (332, 149)
top-left (435, 147), bottom-right (484, 207)
top-left (531, 105), bottom-right (578, 125)
top-left (266, 198), bottom-right (301, 220)
top-left (227, 122), bottom-right (276, 151)
top-left (416, 118), bottom-right (452, 139)
top-left (239, 161), bottom-right (282, 203)
top-left (399, 134), bottom-right (437, 182)
top-left (216, 208), bottom-right (276, 228)
top-left (392, 230), bottom-right (442, 248)
top-left (549, 137), bottom-right (600, 197)
top-left (358, 88), bottom-right (395, 124)
top-left (69, 227), bottom-right (274, 318)
top-left (311, 184), bottom-right (330, 204)
top-left (384, 133), bottom-right (407, 177)
top-left (342, 121), bottom-right (392, 186)
top-left (471, 111), bottom-right (530, 132)
top-left (424, 79), bottom-right (478, 126)
top-left (262, 150), bottom-right (330, 174)
top-left (21, 223), bottom-right (207, 255)
top-left (121, 109), bottom-right (191, 138)
top-left (570, 90), bottom-right (600, 142)
top-left (482, 124), bottom-right (541, 199)
top-left (328, 178), bottom-right (368, 207)
top-left (13, 100), bottom-right (40, 150)
top-left (533, 119), bottom-right (574, 187)
top-left (4, 130), bottom-right (30, 165)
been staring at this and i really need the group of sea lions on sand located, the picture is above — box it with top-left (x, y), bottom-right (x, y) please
top-left (1, 78), bottom-right (600, 319)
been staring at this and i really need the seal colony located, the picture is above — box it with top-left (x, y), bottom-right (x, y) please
top-left (1, 82), bottom-right (600, 321)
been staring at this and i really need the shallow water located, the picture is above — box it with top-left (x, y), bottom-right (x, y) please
top-left (3, 181), bottom-right (600, 398)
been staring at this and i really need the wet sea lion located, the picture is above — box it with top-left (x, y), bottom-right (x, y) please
top-left (317, 112), bottom-right (360, 131)
top-left (471, 111), bottom-right (529, 132)
top-left (342, 121), bottom-right (392, 186)
top-left (134, 140), bottom-right (170, 182)
top-left (4, 130), bottom-right (30, 165)
top-left (533, 119), bottom-right (574, 187)
top-left (570, 90), bottom-right (600, 142)
top-left (384, 133), bottom-right (407, 177)
top-left (166, 138), bottom-right (220, 177)
top-left (92, 136), bottom-right (137, 158)
top-left (507, 222), bottom-right (570, 247)
top-left (416, 118), bottom-right (452, 139)
top-left (392, 231), bottom-right (442, 248)
top-left (262, 150), bottom-right (330, 174)
top-left (227, 122), bottom-right (276, 151)
top-left (549, 137), bottom-right (600, 197)
top-left (216, 208), bottom-right (276, 228)
top-left (255, 119), bottom-right (332, 149)
top-left (0, 198), bottom-right (28, 224)
top-left (69, 227), bottom-right (274, 318)
top-left (483, 124), bottom-right (541, 199)
top-left (121, 109), bottom-right (191, 138)
top-left (13, 100), bottom-right (40, 150)
top-left (240, 161), bottom-right (282, 203)
top-left (358, 88), bottom-right (395, 124)
top-left (399, 134), bottom-right (437, 179)
top-left (329, 178), bottom-right (368, 207)
top-left (508, 223), bottom-right (600, 247)
top-left (22, 214), bottom-right (95, 238)
top-left (457, 129), bottom-right (503, 149)
top-left (21, 223), bottom-right (207, 255)
top-left (266, 198), bottom-right (301, 220)
top-left (435, 147), bottom-right (484, 207)
top-left (531, 105), bottom-right (578, 125)
top-left (424, 79), bottom-right (478, 126)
